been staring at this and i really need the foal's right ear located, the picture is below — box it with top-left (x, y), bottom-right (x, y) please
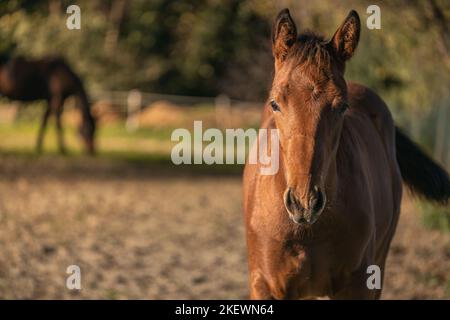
top-left (272, 8), bottom-right (297, 63)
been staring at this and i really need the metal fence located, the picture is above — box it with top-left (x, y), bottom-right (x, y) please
top-left (90, 89), bottom-right (263, 131)
top-left (2, 88), bottom-right (449, 169)
top-left (90, 89), bottom-right (450, 169)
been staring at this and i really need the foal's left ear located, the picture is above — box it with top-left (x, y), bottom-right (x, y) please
top-left (329, 10), bottom-right (360, 61)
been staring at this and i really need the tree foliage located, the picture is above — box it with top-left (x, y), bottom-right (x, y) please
top-left (0, 0), bottom-right (448, 153)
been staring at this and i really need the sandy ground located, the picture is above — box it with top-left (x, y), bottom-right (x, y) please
top-left (0, 156), bottom-right (448, 299)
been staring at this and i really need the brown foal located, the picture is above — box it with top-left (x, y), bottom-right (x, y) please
top-left (243, 9), bottom-right (450, 299)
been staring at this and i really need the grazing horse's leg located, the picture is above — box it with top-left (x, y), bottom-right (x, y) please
top-left (54, 99), bottom-right (66, 154)
top-left (36, 104), bottom-right (51, 154)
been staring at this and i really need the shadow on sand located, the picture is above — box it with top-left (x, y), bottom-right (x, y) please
top-left (0, 149), bottom-right (243, 181)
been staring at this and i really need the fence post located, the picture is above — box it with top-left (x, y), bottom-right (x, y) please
top-left (126, 89), bottom-right (142, 132)
top-left (215, 94), bottom-right (231, 128)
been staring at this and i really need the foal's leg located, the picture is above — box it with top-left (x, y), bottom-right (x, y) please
top-left (36, 104), bottom-right (51, 154)
top-left (330, 267), bottom-right (378, 300)
top-left (249, 270), bottom-right (274, 299)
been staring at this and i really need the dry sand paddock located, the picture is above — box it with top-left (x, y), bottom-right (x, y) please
top-left (0, 156), bottom-right (448, 299)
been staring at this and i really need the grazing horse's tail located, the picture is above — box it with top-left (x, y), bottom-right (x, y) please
top-left (395, 127), bottom-right (450, 204)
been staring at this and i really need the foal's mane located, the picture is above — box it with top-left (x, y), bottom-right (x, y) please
top-left (289, 31), bottom-right (332, 71)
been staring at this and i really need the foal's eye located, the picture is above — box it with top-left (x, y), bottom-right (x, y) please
top-left (270, 100), bottom-right (280, 112)
top-left (338, 102), bottom-right (349, 115)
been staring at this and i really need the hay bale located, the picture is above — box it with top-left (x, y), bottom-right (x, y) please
top-left (138, 100), bottom-right (189, 128)
top-left (91, 100), bottom-right (123, 124)
top-left (0, 104), bottom-right (18, 123)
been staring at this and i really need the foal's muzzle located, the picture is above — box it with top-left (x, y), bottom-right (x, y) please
top-left (283, 186), bottom-right (326, 225)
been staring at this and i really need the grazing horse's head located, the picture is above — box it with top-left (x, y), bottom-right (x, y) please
top-left (80, 113), bottom-right (96, 155)
top-left (269, 9), bottom-right (360, 225)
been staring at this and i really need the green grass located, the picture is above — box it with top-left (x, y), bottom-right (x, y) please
top-left (4, 119), bottom-right (174, 139)
top-left (0, 119), bottom-right (244, 175)
top-left (420, 201), bottom-right (450, 233)
top-left (99, 124), bottom-right (175, 141)
top-left (0, 119), bottom-right (170, 154)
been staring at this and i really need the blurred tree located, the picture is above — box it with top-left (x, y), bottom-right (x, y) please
top-left (104, 0), bottom-right (128, 55)
top-left (0, 0), bottom-right (448, 161)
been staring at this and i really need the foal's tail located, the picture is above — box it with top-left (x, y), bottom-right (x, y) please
top-left (395, 127), bottom-right (450, 204)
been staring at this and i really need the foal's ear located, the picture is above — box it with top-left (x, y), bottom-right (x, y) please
top-left (329, 10), bottom-right (360, 61)
top-left (272, 8), bottom-right (297, 62)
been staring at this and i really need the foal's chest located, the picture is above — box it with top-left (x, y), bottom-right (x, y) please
top-left (275, 236), bottom-right (364, 298)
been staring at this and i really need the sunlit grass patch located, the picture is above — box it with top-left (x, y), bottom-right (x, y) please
top-left (420, 201), bottom-right (450, 233)
top-left (0, 119), bottom-right (174, 156)
top-left (0, 118), bottom-right (244, 175)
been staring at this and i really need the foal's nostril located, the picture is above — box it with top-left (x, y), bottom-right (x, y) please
top-left (284, 187), bottom-right (325, 224)
top-left (284, 188), bottom-right (303, 214)
top-left (284, 188), bottom-right (293, 210)
top-left (309, 187), bottom-right (325, 213)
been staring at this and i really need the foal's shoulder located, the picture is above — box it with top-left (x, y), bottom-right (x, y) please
top-left (345, 81), bottom-right (397, 158)
top-left (347, 82), bottom-right (393, 121)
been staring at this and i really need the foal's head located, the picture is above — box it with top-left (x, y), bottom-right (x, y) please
top-left (269, 9), bottom-right (360, 225)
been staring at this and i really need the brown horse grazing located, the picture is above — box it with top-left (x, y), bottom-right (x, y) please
top-left (0, 55), bottom-right (96, 154)
top-left (243, 9), bottom-right (450, 299)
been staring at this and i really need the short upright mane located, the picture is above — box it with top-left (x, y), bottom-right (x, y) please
top-left (290, 31), bottom-right (331, 69)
